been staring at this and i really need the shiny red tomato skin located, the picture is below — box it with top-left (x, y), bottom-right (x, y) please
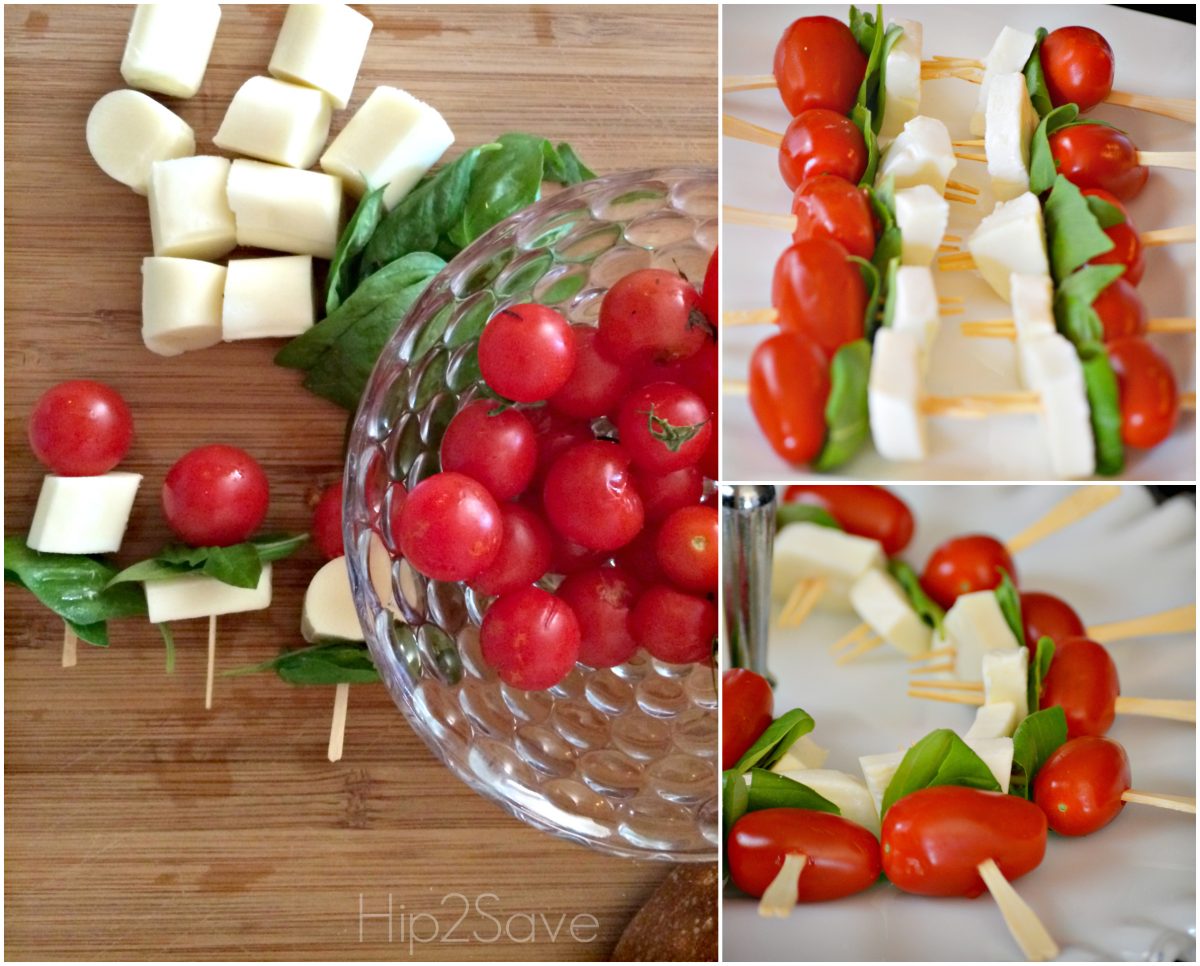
top-left (1040, 637), bottom-right (1120, 738)
top-left (597, 268), bottom-right (709, 364)
top-left (1040, 26), bottom-right (1116, 112)
top-left (439, 401), bottom-right (537, 501)
top-left (542, 441), bottom-right (644, 552)
top-left (655, 504), bottom-right (718, 594)
top-left (790, 175), bottom-right (876, 260)
top-left (778, 109), bottom-right (867, 191)
top-left (161, 444), bottom-right (270, 547)
top-left (1021, 591), bottom-right (1086, 649)
top-left (748, 332), bottom-right (831, 466)
top-left (772, 238), bottom-right (866, 355)
top-left (548, 326), bottom-right (632, 420)
top-left (783, 484), bottom-right (914, 556)
top-left (1090, 223), bottom-right (1145, 286)
top-left (629, 584), bottom-right (716, 664)
top-left (721, 668), bottom-right (774, 767)
top-left (1033, 735), bottom-right (1131, 836)
top-left (920, 534), bottom-right (1017, 611)
top-left (730, 807), bottom-right (882, 902)
top-left (556, 565), bottom-right (640, 669)
top-left (774, 15), bottom-right (868, 116)
top-left (1107, 337), bottom-right (1180, 448)
top-left (478, 303), bottom-right (577, 402)
top-left (28, 379), bottom-right (134, 476)
top-left (699, 248), bottom-right (718, 325)
top-left (312, 482), bottom-right (345, 560)
top-left (1049, 124), bottom-right (1148, 202)
top-left (1093, 277), bottom-right (1146, 341)
top-left (397, 472), bottom-right (504, 581)
top-left (468, 503), bottom-right (554, 597)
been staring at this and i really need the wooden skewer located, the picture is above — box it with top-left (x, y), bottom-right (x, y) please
top-left (724, 113), bottom-right (782, 149)
top-left (62, 622), bottom-right (77, 669)
top-left (758, 852), bottom-right (807, 918)
top-left (1121, 789), bottom-right (1196, 813)
top-left (779, 578), bottom-right (828, 629)
top-left (926, 56), bottom-right (983, 70)
top-left (977, 857), bottom-right (1061, 962)
top-left (908, 661), bottom-right (956, 675)
top-left (1137, 151), bottom-right (1196, 171)
top-left (911, 678), bottom-right (981, 690)
top-left (943, 236), bottom-right (963, 246)
top-left (1005, 485), bottom-right (1122, 555)
top-left (954, 138), bottom-right (985, 148)
top-left (909, 687), bottom-right (1196, 724)
top-left (962, 317), bottom-right (1196, 338)
top-left (724, 205), bottom-right (797, 233)
top-left (944, 191), bottom-right (978, 205)
top-left (1140, 225), bottom-right (1196, 247)
top-left (835, 634), bottom-right (885, 665)
top-left (830, 621), bottom-right (877, 654)
top-left (909, 645), bottom-right (956, 663)
top-left (946, 179), bottom-right (981, 196)
top-left (328, 682), bottom-right (350, 762)
top-left (725, 379), bottom-right (749, 395)
top-left (724, 73), bottom-right (776, 94)
top-left (1182, 391), bottom-right (1196, 412)
top-left (205, 614), bottom-right (217, 711)
top-left (1105, 90), bottom-right (1196, 124)
top-left (922, 67), bottom-right (983, 85)
top-left (1087, 603), bottom-right (1196, 643)
top-left (724, 308), bottom-right (778, 328)
top-left (954, 151), bottom-right (988, 164)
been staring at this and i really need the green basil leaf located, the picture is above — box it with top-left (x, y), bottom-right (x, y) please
top-left (199, 543), bottom-right (263, 589)
top-left (448, 133), bottom-right (548, 248)
top-left (224, 641), bottom-right (381, 686)
top-left (994, 569), bottom-right (1025, 647)
top-left (1056, 263), bottom-right (1127, 314)
top-left (731, 707), bottom-right (815, 774)
top-left (813, 339), bottom-right (872, 472)
top-left (1085, 194), bottom-right (1126, 229)
top-left (848, 256), bottom-right (882, 340)
top-left (873, 227), bottom-right (903, 284)
top-left (848, 5), bottom-right (878, 56)
top-left (1043, 175), bottom-right (1115, 283)
top-left (721, 768), bottom-right (750, 838)
top-left (879, 255), bottom-right (901, 329)
top-left (67, 618), bottom-right (110, 648)
top-left (1079, 341), bottom-right (1125, 476)
top-left (1023, 27), bottom-right (1053, 118)
top-left (109, 533), bottom-right (307, 591)
top-left (888, 559), bottom-right (945, 635)
top-left (1029, 104), bottom-right (1080, 194)
top-left (105, 557), bottom-right (194, 586)
top-left (776, 504), bottom-right (842, 532)
top-left (325, 184), bottom-right (387, 315)
top-left (1010, 706), bottom-right (1067, 799)
top-left (158, 622), bottom-right (175, 674)
top-left (1027, 636), bottom-right (1056, 718)
top-left (867, 177), bottom-right (897, 231)
top-left (743, 768), bottom-right (841, 815)
top-left (881, 728), bottom-right (1002, 816)
top-left (251, 532), bottom-right (311, 562)
top-left (849, 103), bottom-right (880, 186)
top-left (1053, 264), bottom-right (1126, 348)
top-left (542, 141), bottom-right (597, 184)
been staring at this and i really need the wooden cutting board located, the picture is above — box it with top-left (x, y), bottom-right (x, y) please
top-left (3, 5), bottom-right (717, 959)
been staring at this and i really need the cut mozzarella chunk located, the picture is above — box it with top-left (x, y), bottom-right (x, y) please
top-left (966, 701), bottom-right (1021, 740)
top-left (268, 3), bottom-right (373, 111)
top-left (226, 159), bottom-right (344, 259)
top-left (145, 565), bottom-right (272, 624)
top-left (320, 86), bottom-right (455, 208)
top-left (859, 749), bottom-right (905, 815)
top-left (27, 473), bottom-right (142, 555)
top-left (1019, 334), bottom-right (1096, 479)
top-left (1011, 273), bottom-right (1057, 344)
top-left (141, 256), bottom-right (225, 356)
top-left (849, 568), bottom-right (933, 657)
top-left (781, 769), bottom-right (881, 837)
top-left (971, 27), bottom-right (1039, 137)
top-left (861, 736), bottom-right (1015, 812)
top-left (222, 256), bottom-right (315, 340)
top-left (969, 737), bottom-right (1015, 794)
top-left (877, 115), bottom-right (955, 194)
top-left (967, 192), bottom-right (1049, 303)
top-left (770, 734), bottom-right (830, 773)
top-left (86, 90), bottom-right (194, 195)
top-left (946, 590), bottom-right (1021, 681)
top-left (888, 265), bottom-right (940, 373)
top-left (120, 3), bottom-right (221, 99)
top-left (880, 19), bottom-right (922, 141)
top-left (985, 73), bottom-right (1037, 201)
top-left (982, 648), bottom-right (1029, 724)
top-left (302, 556), bottom-right (364, 643)
top-left (894, 184), bottom-right (949, 266)
top-left (869, 328), bottom-right (926, 462)
top-left (147, 156), bottom-right (236, 260)
top-left (214, 76), bottom-right (332, 170)
top-left (772, 522), bottom-right (884, 611)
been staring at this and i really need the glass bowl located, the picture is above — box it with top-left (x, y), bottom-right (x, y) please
top-left (343, 167), bottom-right (718, 860)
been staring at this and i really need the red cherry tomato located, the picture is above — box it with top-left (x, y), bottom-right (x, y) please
top-left (469, 504), bottom-right (554, 597)
top-left (1080, 186), bottom-right (1130, 222)
top-left (655, 504), bottom-right (717, 594)
top-left (782, 485), bottom-right (914, 556)
top-left (1049, 124), bottom-right (1148, 202)
top-left (629, 584), bottom-right (716, 664)
top-left (1093, 277), bottom-right (1146, 341)
top-left (920, 534), bottom-right (1017, 611)
top-left (790, 175), bottom-right (876, 260)
top-left (615, 521), bottom-right (666, 586)
top-left (549, 533), bottom-right (606, 576)
top-left (1089, 224), bottom-right (1144, 286)
top-left (542, 441), bottom-right (644, 552)
top-left (478, 304), bottom-right (577, 403)
top-left (1040, 636), bottom-right (1120, 738)
top-left (1040, 26), bottom-right (1115, 113)
top-left (699, 247), bottom-right (718, 325)
top-left (28, 379), bottom-right (134, 476)
top-left (1033, 735), bottom-right (1131, 836)
top-left (778, 109), bottom-right (867, 192)
top-left (634, 464), bottom-right (704, 522)
top-left (162, 444), bottom-right (269, 547)
top-left (773, 15), bottom-right (868, 116)
top-left (881, 786), bottom-right (1047, 898)
top-left (721, 668), bottom-right (773, 767)
top-left (674, 338), bottom-right (719, 416)
top-left (772, 238), bottom-right (866, 356)
top-left (480, 586), bottom-right (580, 690)
top-left (729, 807), bottom-right (882, 903)
top-left (556, 565), bottom-right (640, 669)
top-left (1020, 591), bottom-right (1086, 650)
top-left (397, 471), bottom-right (503, 581)
top-left (439, 400), bottom-right (537, 501)
top-left (698, 428), bottom-right (718, 482)
top-left (617, 382), bottom-right (713, 474)
top-left (312, 481), bottom-right (345, 560)
top-left (1107, 337), bottom-right (1180, 448)
top-left (548, 325), bottom-right (632, 420)
top-left (527, 408), bottom-right (594, 486)
top-left (597, 268), bottom-right (712, 365)
top-left (748, 332), bottom-right (831, 466)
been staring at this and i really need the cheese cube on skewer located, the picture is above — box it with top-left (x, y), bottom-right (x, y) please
top-left (849, 568), bottom-right (933, 657)
top-left (881, 19), bottom-right (922, 141)
top-left (145, 565), bottom-right (272, 624)
top-left (985, 73), bottom-right (1038, 201)
top-left (966, 701), bottom-right (1021, 740)
top-left (946, 590), bottom-right (1021, 681)
top-left (770, 734), bottom-right (830, 773)
top-left (967, 192), bottom-right (1050, 303)
top-left (214, 76), bottom-right (332, 170)
top-left (859, 749), bottom-right (905, 815)
top-left (877, 116), bottom-right (956, 194)
top-left (772, 523), bottom-right (884, 611)
top-left (779, 769), bottom-right (881, 837)
top-left (860, 736), bottom-right (1015, 814)
top-left (222, 256), bottom-right (315, 341)
top-left (1011, 273), bottom-right (1057, 344)
top-left (27, 473), bottom-right (143, 555)
top-left (269, 3), bottom-right (373, 111)
top-left (1019, 334), bottom-right (1097, 479)
top-left (969, 738), bottom-right (1015, 793)
top-left (894, 184), bottom-right (949, 266)
top-left (86, 91), bottom-right (194, 195)
top-left (982, 648), bottom-right (1030, 725)
top-left (302, 536), bottom-right (400, 642)
top-left (120, 3), bottom-right (221, 99)
top-left (970, 26), bottom-right (1039, 137)
top-left (147, 156), bottom-right (236, 260)
top-left (888, 266), bottom-right (940, 373)
top-left (869, 329), bottom-right (927, 462)
top-left (225, 160), bottom-right (344, 259)
top-left (141, 257), bottom-right (225, 356)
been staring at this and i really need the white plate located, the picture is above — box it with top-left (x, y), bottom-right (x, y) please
top-left (722, 5), bottom-right (1196, 481)
top-left (723, 485), bottom-right (1196, 961)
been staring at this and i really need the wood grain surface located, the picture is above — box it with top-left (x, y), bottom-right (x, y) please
top-left (3, 5), bottom-right (717, 960)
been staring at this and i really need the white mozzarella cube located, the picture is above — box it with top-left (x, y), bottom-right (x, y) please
top-left (966, 701), bottom-right (1021, 740)
top-left (880, 19), bottom-right (922, 141)
top-left (86, 90), bottom-right (194, 195)
top-left (781, 769), bottom-right (881, 837)
top-left (27, 473), bottom-right (143, 555)
top-left (869, 328), bottom-right (927, 462)
top-left (985, 73), bottom-right (1038, 202)
top-left (877, 115), bottom-right (956, 194)
top-left (226, 159), bottom-right (345, 259)
top-left (214, 76), bottom-right (332, 170)
top-left (1011, 273), bottom-right (1057, 343)
top-left (268, 3), bottom-right (373, 111)
top-left (849, 568), bottom-right (933, 657)
top-left (889, 265), bottom-right (940, 373)
top-left (859, 749), bottom-right (906, 815)
top-left (967, 737), bottom-right (1015, 794)
top-left (141, 257), bottom-right (225, 356)
top-left (946, 590), bottom-right (1021, 681)
top-left (772, 522), bottom-right (885, 611)
top-left (147, 156), bottom-right (237, 260)
top-left (971, 27), bottom-right (1039, 137)
top-left (145, 565), bottom-right (272, 624)
top-left (320, 86), bottom-right (456, 208)
top-left (894, 184), bottom-right (949, 266)
top-left (222, 256), bottom-right (315, 340)
top-left (982, 647), bottom-right (1030, 724)
top-left (967, 192), bottom-right (1049, 303)
top-left (120, 3), bottom-right (221, 99)
top-left (1019, 335), bottom-right (1096, 479)
top-left (301, 534), bottom-right (398, 642)
top-left (770, 735), bottom-right (830, 773)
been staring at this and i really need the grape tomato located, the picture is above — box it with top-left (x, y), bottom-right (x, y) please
top-left (29, 379), bottom-right (134, 476)
top-left (1039, 636), bottom-right (1120, 738)
top-left (920, 534), bottom-right (1016, 611)
top-left (556, 565), bottom-right (640, 669)
top-left (774, 15), bottom-right (868, 116)
top-left (721, 668), bottom-right (773, 767)
top-left (617, 381), bottom-right (712, 474)
top-left (778, 109), bottom-right (868, 191)
top-left (596, 268), bottom-right (711, 365)
top-left (783, 485), bottom-right (914, 556)
top-left (1033, 735), bottom-right (1131, 836)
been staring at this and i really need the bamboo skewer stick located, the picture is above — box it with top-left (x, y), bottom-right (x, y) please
top-left (724, 73), bottom-right (776, 93)
top-left (909, 645), bottom-right (955, 663)
top-left (1087, 603), bottom-right (1196, 643)
top-left (954, 151), bottom-right (988, 164)
top-left (963, 317), bottom-right (1196, 338)
top-left (1136, 151), bottom-right (1196, 171)
top-left (725, 308), bottom-right (778, 328)
top-left (908, 661), bottom-right (956, 675)
top-left (908, 686), bottom-right (1196, 723)
top-left (946, 179), bottom-right (981, 196)
top-left (62, 623), bottom-right (77, 669)
top-left (779, 578), bottom-right (827, 629)
top-left (205, 614), bottom-right (217, 711)
top-left (1121, 789), bottom-right (1196, 813)
top-left (829, 621), bottom-right (877, 654)
top-left (835, 634), bottom-right (885, 665)
top-left (1105, 90), bottom-right (1196, 124)
top-left (1005, 485), bottom-right (1122, 555)
top-left (1140, 225), bottom-right (1196, 246)
top-left (328, 682), bottom-right (350, 763)
top-left (723, 113), bottom-right (782, 148)
top-left (725, 205), bottom-right (797, 232)
top-left (758, 852), bottom-right (807, 918)
top-left (976, 858), bottom-right (1061, 962)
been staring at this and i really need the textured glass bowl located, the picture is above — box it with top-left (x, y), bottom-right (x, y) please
top-left (344, 167), bottom-right (718, 860)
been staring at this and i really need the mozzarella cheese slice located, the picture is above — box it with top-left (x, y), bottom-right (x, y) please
top-left (888, 265), bottom-right (940, 373)
top-left (982, 647), bottom-right (1029, 723)
top-left (860, 736), bottom-right (1015, 813)
top-left (877, 115), bottom-right (955, 194)
top-left (965, 701), bottom-right (1020, 740)
top-left (141, 256), bottom-right (225, 356)
top-left (985, 73), bottom-right (1038, 201)
top-left (86, 90), bottom-right (194, 195)
top-left (770, 734), bottom-right (830, 773)
top-left (268, 3), bottom-right (373, 111)
top-left (303, 535), bottom-right (401, 643)
top-left (214, 76), bottom-right (332, 170)
top-left (226, 160), bottom-right (344, 260)
top-left (145, 565), bottom-right (273, 624)
top-left (780, 769), bottom-right (881, 837)
top-left (946, 590), bottom-right (1021, 681)
top-left (1011, 273), bottom-right (1057, 344)
top-left (971, 26), bottom-right (1039, 136)
top-left (120, 3), bottom-right (221, 99)
top-left (27, 473), bottom-right (142, 555)
top-left (222, 256), bottom-right (315, 340)
top-left (1019, 334), bottom-right (1096, 479)
top-left (859, 749), bottom-right (906, 815)
top-left (967, 192), bottom-right (1049, 302)
top-left (147, 156), bottom-right (236, 260)
top-left (894, 184), bottom-right (949, 266)
top-left (849, 568), bottom-right (933, 657)
top-left (969, 737), bottom-right (1015, 794)
top-left (773, 522), bottom-right (884, 611)
top-left (881, 19), bottom-right (922, 141)
top-left (869, 328), bottom-right (926, 462)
